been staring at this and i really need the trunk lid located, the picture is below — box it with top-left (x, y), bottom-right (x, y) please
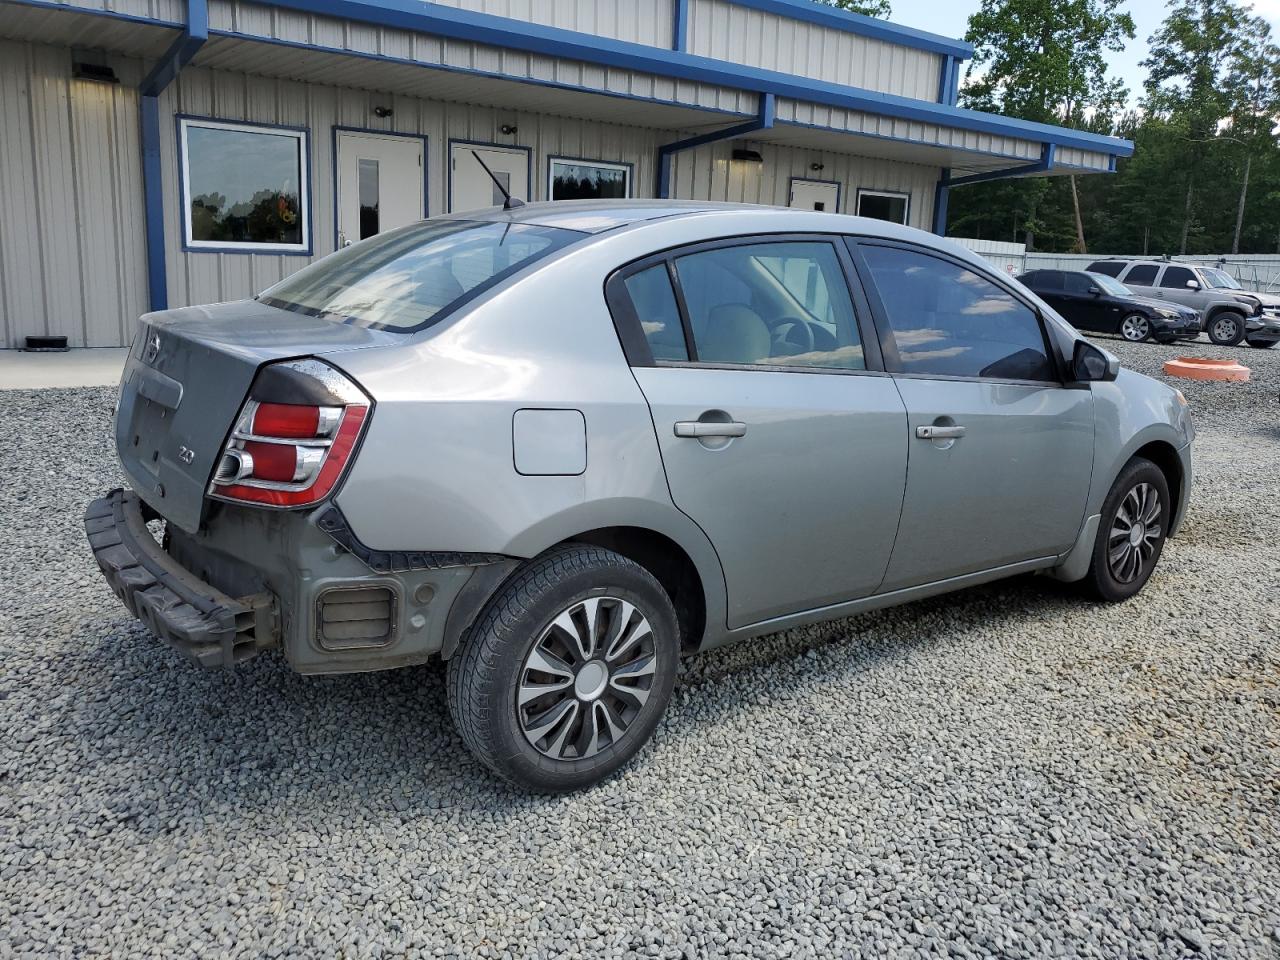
top-left (115, 299), bottom-right (396, 533)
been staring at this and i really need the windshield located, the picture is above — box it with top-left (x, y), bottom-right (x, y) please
top-left (260, 219), bottom-right (582, 331)
top-left (1087, 272), bottom-right (1132, 297)
top-left (1202, 267), bottom-right (1241, 289)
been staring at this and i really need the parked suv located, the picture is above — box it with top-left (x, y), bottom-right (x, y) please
top-left (1087, 258), bottom-right (1280, 347)
top-left (86, 202), bottom-right (1195, 791)
top-left (1017, 269), bottom-right (1201, 343)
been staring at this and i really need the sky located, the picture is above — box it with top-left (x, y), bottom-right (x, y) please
top-left (888, 0), bottom-right (1280, 105)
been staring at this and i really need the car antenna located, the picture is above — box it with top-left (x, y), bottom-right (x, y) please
top-left (470, 150), bottom-right (524, 210)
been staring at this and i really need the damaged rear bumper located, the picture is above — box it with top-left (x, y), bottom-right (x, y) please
top-left (84, 489), bottom-right (278, 667)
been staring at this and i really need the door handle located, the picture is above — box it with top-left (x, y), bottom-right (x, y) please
top-left (674, 421), bottom-right (747, 438)
top-left (916, 425), bottom-right (966, 440)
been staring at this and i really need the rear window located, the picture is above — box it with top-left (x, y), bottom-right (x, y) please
top-left (260, 219), bottom-right (582, 331)
top-left (1087, 261), bottom-right (1124, 277)
top-left (1124, 264), bottom-right (1159, 286)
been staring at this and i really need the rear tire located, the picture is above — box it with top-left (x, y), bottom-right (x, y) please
top-left (1081, 457), bottom-right (1170, 603)
top-left (447, 544), bottom-right (679, 792)
top-left (1208, 311), bottom-right (1247, 346)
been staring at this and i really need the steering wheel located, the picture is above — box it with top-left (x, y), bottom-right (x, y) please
top-left (771, 316), bottom-right (815, 354)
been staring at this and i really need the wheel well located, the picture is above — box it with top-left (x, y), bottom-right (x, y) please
top-left (1206, 304), bottom-right (1244, 320)
top-left (1131, 441), bottom-right (1182, 523)
top-left (561, 527), bottom-right (707, 652)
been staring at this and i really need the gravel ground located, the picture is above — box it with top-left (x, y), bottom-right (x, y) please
top-left (2, 336), bottom-right (1279, 959)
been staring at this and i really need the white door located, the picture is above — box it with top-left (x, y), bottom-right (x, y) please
top-left (789, 179), bottom-right (840, 212)
top-left (336, 131), bottom-right (424, 248)
top-left (450, 143), bottom-right (530, 212)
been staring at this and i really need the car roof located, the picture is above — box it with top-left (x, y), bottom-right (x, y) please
top-left (438, 199), bottom-right (936, 244)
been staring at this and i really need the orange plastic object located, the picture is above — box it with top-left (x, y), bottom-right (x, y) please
top-left (1162, 357), bottom-right (1250, 381)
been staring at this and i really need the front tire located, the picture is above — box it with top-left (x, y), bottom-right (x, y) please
top-left (1120, 314), bottom-right (1151, 342)
top-left (1208, 311), bottom-right (1247, 346)
top-left (447, 544), bottom-right (679, 792)
top-left (1082, 457), bottom-right (1170, 603)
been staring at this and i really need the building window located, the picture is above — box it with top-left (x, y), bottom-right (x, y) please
top-left (856, 189), bottom-right (910, 225)
top-left (549, 158), bottom-right (631, 201)
top-left (179, 118), bottom-right (309, 253)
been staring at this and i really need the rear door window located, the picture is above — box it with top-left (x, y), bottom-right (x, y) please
top-left (859, 244), bottom-right (1056, 382)
top-left (1035, 271), bottom-right (1065, 291)
top-left (1123, 264), bottom-right (1159, 286)
top-left (1062, 273), bottom-right (1094, 295)
top-left (671, 241), bottom-right (865, 370)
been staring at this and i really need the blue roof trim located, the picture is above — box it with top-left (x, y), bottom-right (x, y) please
top-left (258, 0), bottom-right (1131, 158)
top-left (19, 0), bottom-right (1132, 160)
top-left (723, 0), bottom-right (973, 59)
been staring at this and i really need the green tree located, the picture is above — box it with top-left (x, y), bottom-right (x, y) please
top-left (814, 0), bottom-right (891, 20)
top-left (948, 0), bottom-right (1134, 250)
top-left (1141, 0), bottom-right (1274, 253)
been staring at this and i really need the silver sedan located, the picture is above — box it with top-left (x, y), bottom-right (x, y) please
top-left (87, 201), bottom-right (1194, 791)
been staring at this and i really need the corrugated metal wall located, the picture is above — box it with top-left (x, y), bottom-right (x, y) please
top-left (157, 66), bottom-right (942, 311)
top-left (0, 36), bottom-right (943, 348)
top-left (778, 98), bottom-right (1042, 165)
top-left (426, 0), bottom-right (675, 48)
top-left (157, 65), bottom-right (673, 308)
top-left (1055, 146), bottom-right (1112, 173)
top-left (205, 0), bottom-right (753, 116)
top-left (687, 0), bottom-right (942, 102)
top-left (0, 39), bottom-right (149, 349)
top-left (669, 139), bottom-right (938, 231)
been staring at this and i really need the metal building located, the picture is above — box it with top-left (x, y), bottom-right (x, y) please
top-left (0, 0), bottom-right (1131, 349)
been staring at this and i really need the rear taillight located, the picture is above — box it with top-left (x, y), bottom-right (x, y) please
top-left (208, 359), bottom-right (370, 508)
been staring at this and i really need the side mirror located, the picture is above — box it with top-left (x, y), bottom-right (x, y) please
top-left (1072, 340), bottom-right (1119, 382)
top-left (1186, 279), bottom-right (1200, 290)
top-left (1088, 286), bottom-right (1102, 296)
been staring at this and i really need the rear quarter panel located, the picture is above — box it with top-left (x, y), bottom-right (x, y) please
top-left (324, 220), bottom-right (753, 635)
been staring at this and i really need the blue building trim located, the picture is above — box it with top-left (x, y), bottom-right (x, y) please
top-left (331, 126), bottom-right (429, 251)
top-left (23, 0), bottom-right (1132, 160)
top-left (139, 0), bottom-right (208, 313)
top-left (936, 55), bottom-right (962, 106)
top-left (673, 0), bottom-right (690, 50)
top-left (932, 169), bottom-right (950, 235)
top-left (943, 143), bottom-right (1056, 188)
top-left (253, 0), bottom-right (1131, 159)
top-left (722, 0), bottom-right (972, 58)
top-left (657, 94), bottom-right (775, 198)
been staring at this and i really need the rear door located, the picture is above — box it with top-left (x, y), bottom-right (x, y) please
top-left (607, 236), bottom-right (908, 629)
top-left (450, 142), bottom-right (529, 211)
top-left (849, 240), bottom-right (1094, 592)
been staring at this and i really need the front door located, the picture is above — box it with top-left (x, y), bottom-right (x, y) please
top-left (789, 178), bottom-right (840, 212)
top-left (450, 143), bottom-right (530, 212)
top-left (613, 238), bottom-right (908, 629)
top-left (335, 131), bottom-right (424, 249)
top-left (853, 241), bottom-right (1094, 592)
top-left (1059, 271), bottom-right (1113, 332)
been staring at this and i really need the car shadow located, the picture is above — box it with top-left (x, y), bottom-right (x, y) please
top-left (60, 573), bottom-right (1102, 819)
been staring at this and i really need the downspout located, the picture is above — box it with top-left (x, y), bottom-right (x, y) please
top-left (932, 168), bottom-right (950, 236)
top-left (672, 0), bottom-right (690, 51)
top-left (656, 93), bottom-right (775, 199)
top-left (139, 0), bottom-right (208, 313)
